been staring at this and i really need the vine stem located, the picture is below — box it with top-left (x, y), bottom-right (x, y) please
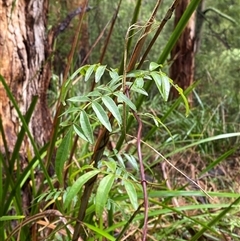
top-left (126, 88), bottom-right (148, 241)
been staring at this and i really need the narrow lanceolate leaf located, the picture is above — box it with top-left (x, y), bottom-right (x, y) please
top-left (55, 127), bottom-right (73, 186)
top-left (114, 92), bottom-right (136, 111)
top-left (102, 96), bottom-right (122, 125)
top-left (150, 71), bottom-right (170, 101)
top-left (160, 73), bottom-right (171, 101)
top-left (95, 174), bottom-right (115, 217)
top-left (73, 124), bottom-right (88, 142)
top-left (83, 222), bottom-right (116, 241)
top-left (124, 179), bottom-right (138, 210)
top-left (64, 169), bottom-right (100, 210)
top-left (80, 110), bottom-right (94, 144)
top-left (92, 101), bottom-right (112, 132)
top-left (0, 216), bottom-right (25, 221)
top-left (85, 64), bottom-right (96, 82)
top-left (124, 153), bottom-right (139, 172)
top-left (67, 96), bottom-right (91, 103)
top-left (95, 65), bottom-right (107, 83)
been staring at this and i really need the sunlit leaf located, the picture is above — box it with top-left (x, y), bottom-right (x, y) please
top-left (73, 124), bottom-right (88, 142)
top-left (149, 62), bottom-right (161, 71)
top-left (109, 68), bottom-right (119, 81)
top-left (92, 101), bottom-right (112, 131)
top-left (80, 110), bottom-right (94, 144)
top-left (87, 90), bottom-right (101, 97)
top-left (55, 127), bottom-right (72, 186)
top-left (95, 174), bottom-right (115, 217)
top-left (124, 179), bottom-right (138, 210)
top-left (102, 160), bottom-right (117, 173)
top-left (102, 96), bottom-right (122, 125)
top-left (131, 86), bottom-right (148, 96)
top-left (160, 73), bottom-right (171, 101)
top-left (135, 77), bottom-right (144, 88)
top-left (64, 169), bottom-right (100, 209)
top-left (67, 96), bottom-right (90, 103)
top-left (95, 65), bottom-right (107, 83)
top-left (150, 71), bottom-right (170, 101)
top-left (114, 92), bottom-right (136, 111)
top-left (126, 70), bottom-right (144, 78)
top-left (85, 64), bottom-right (97, 82)
top-left (124, 153), bottom-right (138, 172)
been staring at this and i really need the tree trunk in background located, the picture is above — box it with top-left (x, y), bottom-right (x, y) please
top-left (0, 0), bottom-right (52, 154)
top-left (169, 0), bottom-right (196, 104)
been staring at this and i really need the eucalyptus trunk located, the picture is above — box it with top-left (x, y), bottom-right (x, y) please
top-left (0, 0), bottom-right (52, 154)
top-left (169, 0), bottom-right (196, 104)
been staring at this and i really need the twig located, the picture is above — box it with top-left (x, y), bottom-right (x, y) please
top-left (127, 134), bottom-right (213, 201)
top-left (137, 0), bottom-right (181, 69)
top-left (126, 88), bottom-right (148, 241)
top-left (53, 6), bottom-right (92, 38)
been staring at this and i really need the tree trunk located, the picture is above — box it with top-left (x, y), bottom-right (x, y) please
top-left (169, 0), bottom-right (196, 104)
top-left (0, 0), bottom-right (52, 154)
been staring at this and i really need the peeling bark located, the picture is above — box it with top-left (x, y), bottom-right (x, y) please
top-left (0, 0), bottom-right (52, 154)
top-left (169, 0), bottom-right (196, 104)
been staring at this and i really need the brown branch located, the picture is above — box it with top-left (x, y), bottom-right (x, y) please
top-left (90, 0), bottom-right (122, 91)
top-left (127, 0), bottom-right (163, 71)
top-left (53, 6), bottom-right (92, 38)
top-left (137, 0), bottom-right (181, 69)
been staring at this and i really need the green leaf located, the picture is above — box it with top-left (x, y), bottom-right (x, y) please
top-left (171, 82), bottom-right (190, 117)
top-left (131, 79), bottom-right (148, 96)
top-left (109, 68), bottom-right (119, 81)
top-left (70, 65), bottom-right (89, 80)
top-left (114, 92), bottom-right (136, 111)
top-left (124, 179), bottom-right (138, 210)
top-left (64, 169), bottom-right (100, 209)
top-left (85, 64), bottom-right (97, 82)
top-left (83, 222), bottom-right (116, 241)
top-left (150, 71), bottom-right (170, 101)
top-left (126, 70), bottom-right (144, 78)
top-left (73, 124), bottom-right (88, 142)
top-left (95, 65), bottom-right (107, 83)
top-left (160, 73), bottom-right (171, 101)
top-left (102, 96), bottom-right (122, 125)
top-left (149, 62), bottom-right (161, 71)
top-left (95, 174), bottom-right (115, 217)
top-left (80, 110), bottom-right (94, 144)
top-left (55, 127), bottom-right (72, 186)
top-left (124, 154), bottom-right (138, 172)
top-left (87, 90), bottom-right (101, 97)
top-left (135, 77), bottom-right (144, 88)
top-left (0, 216), bottom-right (25, 221)
top-left (67, 96), bottom-right (91, 103)
top-left (102, 160), bottom-right (117, 173)
top-left (92, 101), bottom-right (112, 132)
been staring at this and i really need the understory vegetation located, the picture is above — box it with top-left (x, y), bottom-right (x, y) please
top-left (1, 0), bottom-right (240, 240)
